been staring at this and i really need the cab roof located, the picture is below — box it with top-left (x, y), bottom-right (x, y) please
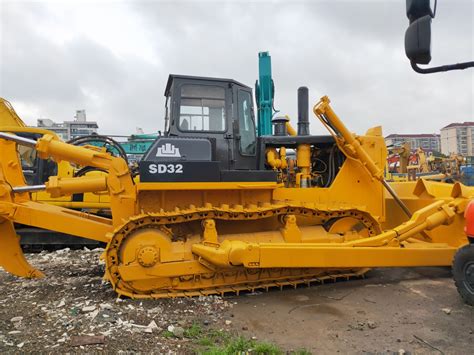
top-left (164, 74), bottom-right (251, 96)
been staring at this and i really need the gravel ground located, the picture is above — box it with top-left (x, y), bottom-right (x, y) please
top-left (0, 249), bottom-right (233, 353)
top-left (0, 249), bottom-right (473, 354)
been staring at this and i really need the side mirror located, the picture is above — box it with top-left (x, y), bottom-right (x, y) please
top-left (405, 14), bottom-right (432, 64)
top-left (404, 0), bottom-right (473, 73)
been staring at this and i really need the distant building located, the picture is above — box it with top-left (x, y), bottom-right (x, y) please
top-left (36, 118), bottom-right (68, 140)
top-left (385, 134), bottom-right (441, 152)
top-left (37, 110), bottom-right (99, 141)
top-left (440, 122), bottom-right (474, 156)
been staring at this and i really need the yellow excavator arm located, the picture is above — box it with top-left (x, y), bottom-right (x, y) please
top-left (0, 98), bottom-right (26, 128)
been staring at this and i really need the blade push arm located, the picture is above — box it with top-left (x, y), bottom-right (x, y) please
top-left (192, 197), bottom-right (466, 269)
top-left (0, 132), bottom-right (136, 223)
top-left (0, 134), bottom-right (115, 279)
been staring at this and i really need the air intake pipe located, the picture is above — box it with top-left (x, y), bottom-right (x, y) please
top-left (297, 87), bottom-right (310, 136)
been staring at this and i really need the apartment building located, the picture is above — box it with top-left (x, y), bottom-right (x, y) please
top-left (440, 122), bottom-right (474, 156)
top-left (37, 110), bottom-right (99, 141)
top-left (385, 133), bottom-right (441, 152)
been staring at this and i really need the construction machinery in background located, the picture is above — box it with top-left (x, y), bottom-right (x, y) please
top-left (0, 68), bottom-right (473, 304)
top-left (386, 143), bottom-right (438, 181)
top-left (1, 98), bottom-right (154, 212)
top-left (386, 143), bottom-right (466, 183)
top-left (0, 100), bottom-right (160, 248)
top-left (0, 98), bottom-right (113, 211)
top-left (386, 142), bottom-right (411, 175)
top-left (0, 99), bottom-right (112, 247)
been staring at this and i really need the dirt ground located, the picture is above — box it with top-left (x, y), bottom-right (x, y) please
top-left (0, 249), bottom-right (473, 354)
top-left (230, 267), bottom-right (474, 354)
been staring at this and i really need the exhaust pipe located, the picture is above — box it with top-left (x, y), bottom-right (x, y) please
top-left (296, 87), bottom-right (311, 187)
top-left (297, 87), bottom-right (310, 136)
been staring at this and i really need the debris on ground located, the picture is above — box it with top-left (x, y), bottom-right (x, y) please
top-left (1, 250), bottom-right (473, 353)
top-left (367, 320), bottom-right (377, 329)
top-left (70, 335), bottom-right (105, 347)
top-left (0, 248), bottom-right (231, 353)
top-left (441, 307), bottom-right (452, 315)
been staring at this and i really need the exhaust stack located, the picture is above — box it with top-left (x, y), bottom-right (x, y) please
top-left (297, 87), bottom-right (310, 136)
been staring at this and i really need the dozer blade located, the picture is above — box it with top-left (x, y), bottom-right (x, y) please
top-left (0, 218), bottom-right (44, 278)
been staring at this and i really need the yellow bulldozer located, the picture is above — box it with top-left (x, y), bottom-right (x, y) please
top-left (0, 97), bottom-right (121, 213)
top-left (0, 98), bottom-right (118, 247)
top-left (0, 75), bottom-right (473, 305)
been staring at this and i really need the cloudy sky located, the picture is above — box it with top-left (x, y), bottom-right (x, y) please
top-left (1, 0), bottom-right (473, 137)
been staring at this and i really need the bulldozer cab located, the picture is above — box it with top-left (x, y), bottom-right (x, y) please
top-left (163, 75), bottom-right (257, 170)
top-left (139, 75), bottom-right (275, 183)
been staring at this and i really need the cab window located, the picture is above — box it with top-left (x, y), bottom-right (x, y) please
top-left (179, 84), bottom-right (226, 132)
top-left (237, 90), bottom-right (256, 155)
top-left (18, 144), bottom-right (57, 185)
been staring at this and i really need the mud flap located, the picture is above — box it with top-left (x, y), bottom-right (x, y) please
top-left (0, 218), bottom-right (44, 278)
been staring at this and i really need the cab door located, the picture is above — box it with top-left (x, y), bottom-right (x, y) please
top-left (169, 79), bottom-right (234, 169)
top-left (233, 87), bottom-right (258, 170)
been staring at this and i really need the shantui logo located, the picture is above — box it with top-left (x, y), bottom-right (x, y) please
top-left (156, 143), bottom-right (181, 158)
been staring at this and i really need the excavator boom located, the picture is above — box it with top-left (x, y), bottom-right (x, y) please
top-left (0, 98), bottom-right (26, 127)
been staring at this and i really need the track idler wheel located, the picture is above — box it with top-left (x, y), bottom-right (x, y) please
top-left (0, 218), bottom-right (44, 278)
top-left (452, 243), bottom-right (474, 306)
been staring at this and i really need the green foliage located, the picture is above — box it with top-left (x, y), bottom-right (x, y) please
top-left (162, 330), bottom-right (174, 338)
top-left (199, 335), bottom-right (284, 355)
top-left (224, 336), bottom-right (253, 353)
top-left (197, 337), bottom-right (213, 347)
top-left (197, 329), bottom-right (230, 348)
top-left (188, 326), bottom-right (311, 354)
top-left (69, 307), bottom-right (79, 316)
top-left (252, 340), bottom-right (282, 354)
top-left (184, 323), bottom-right (203, 338)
